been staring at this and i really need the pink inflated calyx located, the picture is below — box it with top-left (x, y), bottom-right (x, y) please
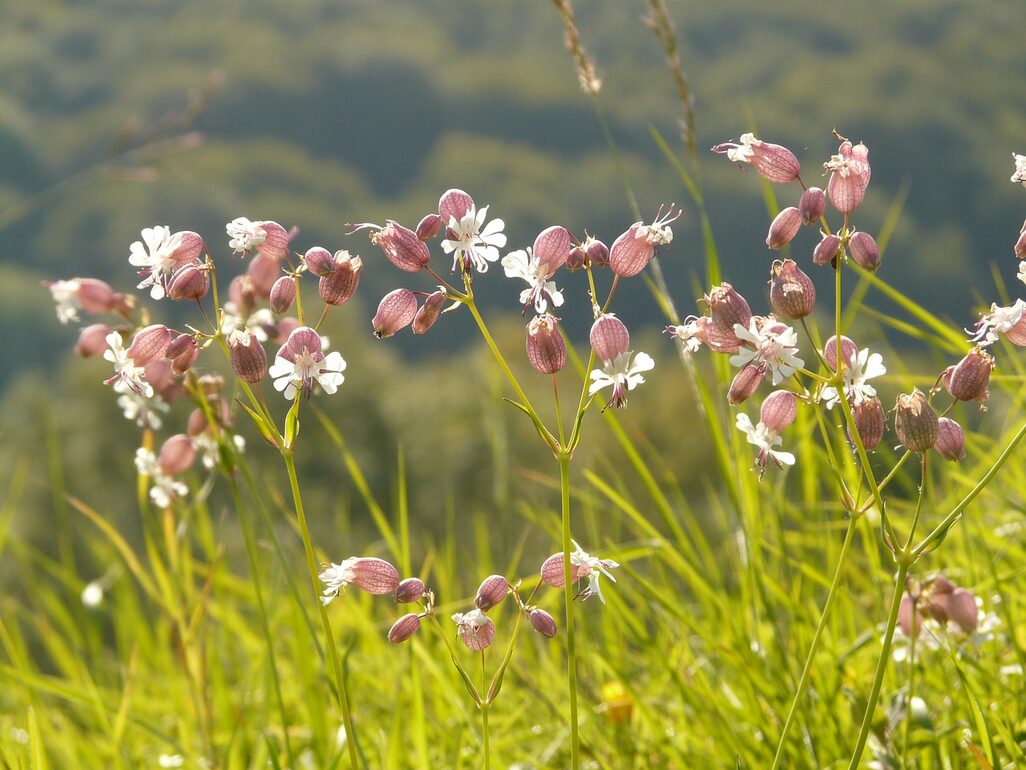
top-left (376, 221), bottom-right (431, 272)
top-left (269, 276), bottom-right (297, 314)
top-left (821, 335), bottom-right (858, 372)
top-left (824, 140), bottom-right (871, 214)
top-left (167, 334), bottom-right (199, 375)
top-left (319, 251), bottom-right (362, 306)
top-left (304, 247), bottom-right (335, 277)
top-left (373, 289), bottom-right (418, 339)
top-left (894, 389), bottom-right (939, 452)
top-left (847, 231), bottom-right (880, 271)
top-left (608, 205), bottom-right (680, 277)
top-left (158, 434), bottom-right (196, 476)
top-left (166, 264), bottom-right (209, 301)
top-left (388, 613), bottom-right (421, 644)
top-left (589, 314), bottom-right (630, 362)
top-left (413, 290), bottom-right (447, 335)
top-left (934, 417), bottom-right (966, 462)
top-left (766, 207), bottom-right (802, 249)
top-left (728, 364), bottom-right (765, 406)
top-left (228, 329), bottom-right (268, 384)
top-left (395, 578), bottom-right (426, 604)
top-left (941, 348), bottom-right (993, 404)
top-left (474, 575), bottom-right (510, 611)
top-left (849, 396), bottom-right (885, 450)
top-left (528, 608), bottom-right (557, 638)
top-left (453, 609), bottom-right (495, 651)
top-left (706, 283), bottom-right (752, 336)
top-left (127, 325), bottom-right (171, 364)
top-left (416, 213), bottom-right (443, 241)
top-left (75, 324), bottom-right (112, 357)
top-left (247, 253), bottom-right (280, 299)
top-left (760, 390), bottom-right (798, 433)
top-left (769, 259), bottom-right (816, 319)
top-left (438, 188), bottom-right (474, 224)
top-left (533, 225), bottom-right (571, 273)
top-left (350, 558), bottom-right (400, 594)
top-left (813, 233), bottom-right (842, 266)
top-left (799, 187), bottom-right (826, 225)
top-left (712, 133), bottom-right (800, 183)
top-left (526, 314), bottom-right (567, 375)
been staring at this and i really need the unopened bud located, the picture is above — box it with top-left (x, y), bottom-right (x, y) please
top-left (849, 396), bottom-right (885, 450)
top-left (946, 588), bottom-right (978, 633)
top-left (416, 213), bottom-right (443, 241)
top-left (376, 221), bottom-right (430, 272)
top-left (728, 364), bottom-right (765, 406)
top-left (533, 226), bottom-right (571, 273)
top-left (769, 259), bottom-right (816, 319)
top-left (590, 314), bottom-right (630, 362)
top-left (167, 334), bottom-right (199, 375)
top-left (586, 237), bottom-right (609, 267)
top-left (75, 324), bottom-right (112, 357)
top-left (813, 233), bottom-right (842, 266)
top-left (941, 348), bottom-right (993, 403)
top-left (246, 253), bottom-right (280, 299)
top-left (228, 330), bottom-right (268, 383)
top-left (350, 558), bottom-right (400, 594)
top-left (413, 290), bottom-right (446, 334)
top-left (388, 613), bottom-right (421, 644)
top-left (529, 608), bottom-right (557, 638)
top-left (395, 578), bottom-right (426, 604)
top-left (158, 434), bottom-right (196, 475)
top-left (76, 278), bottom-right (118, 313)
top-left (760, 390), bottom-right (798, 432)
top-left (934, 417), bottom-right (965, 462)
top-left (706, 283), bottom-right (752, 335)
top-left (319, 252), bottom-right (362, 306)
top-left (526, 314), bottom-right (567, 374)
top-left (373, 289), bottom-right (418, 339)
top-left (822, 335), bottom-right (858, 372)
top-left (766, 207), bottom-right (802, 249)
top-left (166, 264), bottom-right (209, 301)
top-left (127, 324), bottom-right (171, 364)
top-left (848, 231), bottom-right (880, 271)
top-left (895, 389), bottom-right (939, 452)
top-left (567, 245), bottom-right (587, 271)
top-left (269, 276), bottom-right (297, 314)
top-left (799, 187), bottom-right (826, 224)
top-left (304, 247), bottom-right (335, 277)
top-left (475, 575), bottom-right (510, 611)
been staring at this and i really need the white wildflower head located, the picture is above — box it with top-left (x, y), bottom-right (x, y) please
top-left (226, 217), bottom-right (267, 255)
top-left (116, 387), bottom-right (169, 430)
top-left (103, 332), bottom-right (152, 398)
top-left (736, 412), bottom-right (795, 476)
top-left (665, 317), bottom-right (703, 353)
top-left (820, 347), bottom-right (886, 409)
top-left (501, 247), bottom-right (564, 313)
top-left (318, 558), bottom-right (358, 605)
top-left (1012, 153), bottom-right (1026, 187)
top-left (968, 299), bottom-right (1026, 347)
top-left (588, 351), bottom-right (655, 410)
top-left (729, 316), bottom-right (804, 385)
top-left (134, 448), bottom-right (187, 508)
top-left (47, 279), bottom-right (82, 324)
top-left (568, 540), bottom-right (619, 603)
top-left (441, 204), bottom-right (507, 273)
top-left (451, 608), bottom-right (496, 650)
top-left (268, 327), bottom-right (346, 400)
top-left (128, 226), bottom-right (190, 300)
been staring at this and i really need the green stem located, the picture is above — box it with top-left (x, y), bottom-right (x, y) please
top-left (481, 652), bottom-right (491, 770)
top-left (846, 562), bottom-right (909, 769)
top-left (559, 454), bottom-right (581, 770)
top-left (902, 607), bottom-right (917, 763)
top-left (282, 450), bottom-right (361, 770)
top-left (770, 515), bottom-right (857, 769)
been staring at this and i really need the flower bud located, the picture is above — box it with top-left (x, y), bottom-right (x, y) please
top-left (934, 417), bottom-right (965, 462)
top-left (167, 334), bottom-right (199, 375)
top-left (586, 237), bottom-right (609, 267)
top-left (388, 613), bottom-right (421, 644)
top-left (528, 608), bottom-right (557, 638)
top-left (567, 245), bottom-right (587, 271)
top-left (589, 314), bottom-right (630, 362)
top-left (228, 329), bottom-right (268, 383)
top-left (760, 390), bottom-right (798, 432)
top-left (533, 226), bottom-right (571, 273)
top-left (319, 252), bottom-right (362, 306)
top-left (438, 188), bottom-right (474, 224)
top-left (373, 289), bottom-right (418, 339)
top-left (166, 264), bottom-right (209, 301)
top-left (376, 221), bottom-right (431, 272)
top-left (766, 207), bottom-right (802, 249)
top-left (526, 314), bottom-right (567, 374)
top-left (127, 324), bottom-right (171, 364)
top-left (246, 253), bottom-right (280, 299)
top-left (822, 335), bottom-right (858, 372)
top-left (769, 259), bottom-right (816, 319)
top-left (894, 389), bottom-right (939, 452)
top-left (413, 290), bottom-right (446, 335)
top-left (75, 324), bottom-right (112, 357)
top-left (158, 434), bottom-right (196, 475)
top-left (474, 575), bottom-right (510, 611)
top-left (848, 396), bottom-right (885, 450)
top-left (813, 233), bottom-right (842, 266)
top-left (728, 364), bottom-right (765, 406)
top-left (946, 588), bottom-right (978, 633)
top-left (848, 231), bottom-right (880, 271)
top-left (941, 348), bottom-right (993, 403)
top-left (416, 213), bottom-right (443, 241)
top-left (304, 247), bottom-right (335, 277)
top-left (350, 558), bottom-right (400, 594)
top-left (395, 578), bottom-right (426, 604)
top-left (706, 283), bottom-right (752, 335)
top-left (269, 276), bottom-right (297, 314)
top-left (799, 187), bottom-right (826, 225)
top-left (76, 278), bottom-right (118, 313)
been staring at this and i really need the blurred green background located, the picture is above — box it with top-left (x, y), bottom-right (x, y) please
top-left (3, 0), bottom-right (1025, 562)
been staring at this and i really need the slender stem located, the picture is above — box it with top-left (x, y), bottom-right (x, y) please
top-left (314, 303), bottom-right (331, 332)
top-left (552, 375), bottom-right (566, 447)
top-left (294, 274), bottom-right (305, 325)
top-left (846, 561), bottom-right (910, 770)
top-left (282, 450), bottom-right (360, 770)
top-left (600, 274), bottom-right (620, 314)
top-left (902, 607), bottom-right (917, 762)
top-left (905, 453), bottom-right (928, 549)
top-left (770, 515), bottom-right (858, 769)
top-left (559, 454), bottom-right (581, 770)
top-left (481, 652), bottom-right (491, 770)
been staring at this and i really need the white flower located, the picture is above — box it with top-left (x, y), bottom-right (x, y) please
top-left (134, 448), bottom-right (187, 508)
top-left (268, 349), bottom-right (346, 400)
top-left (819, 347), bottom-right (886, 408)
top-left (968, 299), bottom-right (1026, 347)
top-left (729, 317), bottom-right (804, 385)
top-left (80, 581), bottom-right (104, 608)
top-left (1012, 153), bottom-right (1026, 187)
top-left (192, 431), bottom-right (246, 470)
top-left (588, 351), bottom-right (655, 410)
top-left (501, 247), bottom-right (564, 313)
top-left (116, 386), bottom-right (169, 430)
top-left (736, 413), bottom-right (795, 475)
top-left (722, 132), bottom-right (757, 163)
top-left (103, 332), bottom-right (152, 398)
top-left (47, 279), bottom-right (82, 324)
top-left (1018, 261), bottom-right (1026, 287)
top-left (128, 226), bottom-right (185, 300)
top-left (440, 204), bottom-right (507, 273)
top-left (226, 217), bottom-right (266, 255)
top-left (665, 318), bottom-right (703, 352)
top-left (569, 540), bottom-right (618, 604)
top-left (318, 558), bottom-right (358, 605)
top-left (220, 303), bottom-right (274, 342)
top-left (158, 756), bottom-right (185, 769)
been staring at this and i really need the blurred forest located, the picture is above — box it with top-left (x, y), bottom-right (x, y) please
top-left (3, 0), bottom-right (1026, 566)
